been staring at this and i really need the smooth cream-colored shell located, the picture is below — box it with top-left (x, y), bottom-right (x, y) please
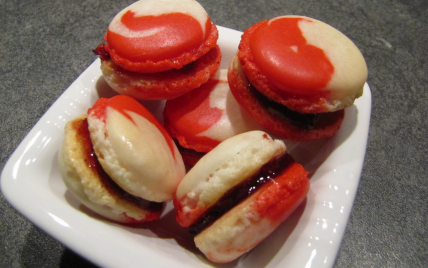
top-left (88, 108), bottom-right (185, 202)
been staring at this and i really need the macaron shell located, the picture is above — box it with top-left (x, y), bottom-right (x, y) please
top-left (298, 17), bottom-right (367, 107)
top-left (194, 160), bottom-right (310, 263)
top-left (100, 45), bottom-right (221, 100)
top-left (174, 131), bottom-right (286, 227)
top-left (228, 54), bottom-right (345, 141)
top-left (88, 96), bottom-right (185, 202)
top-left (239, 16), bottom-right (367, 113)
top-left (58, 114), bottom-right (163, 223)
top-left (108, 0), bottom-right (209, 41)
top-left (163, 69), bottom-right (262, 153)
top-left (105, 0), bottom-right (218, 73)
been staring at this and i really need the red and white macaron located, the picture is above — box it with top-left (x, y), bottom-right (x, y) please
top-left (163, 69), bottom-right (263, 166)
top-left (173, 131), bottom-right (310, 262)
top-left (228, 16), bottom-right (368, 141)
top-left (93, 0), bottom-right (221, 100)
top-left (59, 95), bottom-right (185, 223)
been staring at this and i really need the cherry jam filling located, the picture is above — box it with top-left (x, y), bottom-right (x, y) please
top-left (92, 44), bottom-right (111, 61)
top-left (188, 153), bottom-right (294, 235)
top-left (249, 83), bottom-right (321, 130)
top-left (75, 118), bottom-right (164, 212)
top-left (174, 140), bottom-right (206, 167)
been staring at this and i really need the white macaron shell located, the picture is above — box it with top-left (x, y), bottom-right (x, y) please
top-left (89, 107), bottom-right (185, 202)
top-left (176, 131), bottom-right (286, 217)
top-left (108, 0), bottom-right (209, 39)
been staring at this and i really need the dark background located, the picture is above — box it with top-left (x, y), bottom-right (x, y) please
top-left (1, 0), bottom-right (427, 267)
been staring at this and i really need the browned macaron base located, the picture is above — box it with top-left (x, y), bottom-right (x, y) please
top-left (228, 55), bottom-right (344, 141)
top-left (96, 45), bottom-right (221, 100)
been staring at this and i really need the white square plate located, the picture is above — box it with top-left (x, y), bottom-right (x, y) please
top-left (1, 26), bottom-right (371, 268)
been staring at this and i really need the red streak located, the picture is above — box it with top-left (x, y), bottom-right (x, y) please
top-left (89, 96), bottom-right (176, 158)
top-left (250, 18), bottom-right (334, 94)
top-left (253, 161), bottom-right (309, 223)
top-left (107, 12), bottom-right (206, 62)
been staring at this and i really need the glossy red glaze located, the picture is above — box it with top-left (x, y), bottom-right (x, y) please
top-left (163, 78), bottom-right (224, 152)
top-left (107, 12), bottom-right (207, 62)
top-left (250, 18), bottom-right (334, 94)
top-left (88, 95), bottom-right (176, 158)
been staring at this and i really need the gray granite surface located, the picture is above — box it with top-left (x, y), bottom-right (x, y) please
top-left (1, 0), bottom-right (427, 267)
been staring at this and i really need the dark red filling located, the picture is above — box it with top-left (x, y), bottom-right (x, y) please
top-left (93, 44), bottom-right (111, 61)
top-left (174, 140), bottom-right (206, 167)
top-left (248, 83), bottom-right (322, 130)
top-left (75, 118), bottom-right (164, 212)
top-left (188, 153), bottom-right (294, 234)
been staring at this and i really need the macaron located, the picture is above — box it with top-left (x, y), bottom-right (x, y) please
top-left (93, 0), bottom-right (221, 100)
top-left (173, 131), bottom-right (310, 262)
top-left (228, 16), bottom-right (368, 141)
top-left (58, 114), bottom-right (165, 223)
top-left (163, 69), bottom-right (263, 166)
top-left (87, 95), bottom-right (186, 203)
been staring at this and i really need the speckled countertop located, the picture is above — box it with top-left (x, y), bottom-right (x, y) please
top-left (1, 0), bottom-right (427, 267)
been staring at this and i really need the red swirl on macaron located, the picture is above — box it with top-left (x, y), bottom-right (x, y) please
top-left (250, 17), bottom-right (334, 95)
top-left (88, 95), bottom-right (176, 158)
top-left (105, 0), bottom-right (218, 73)
top-left (164, 78), bottom-right (224, 153)
top-left (108, 12), bottom-right (209, 62)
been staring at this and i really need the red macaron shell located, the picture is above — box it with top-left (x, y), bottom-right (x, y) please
top-left (251, 160), bottom-right (309, 224)
top-left (99, 45), bottom-right (221, 100)
top-left (228, 56), bottom-right (344, 141)
top-left (238, 18), bottom-right (335, 114)
top-left (106, 15), bottom-right (218, 73)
